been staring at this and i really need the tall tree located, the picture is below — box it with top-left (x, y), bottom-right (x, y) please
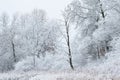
top-left (62, 7), bottom-right (75, 70)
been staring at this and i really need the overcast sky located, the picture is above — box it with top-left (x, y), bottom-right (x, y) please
top-left (0, 0), bottom-right (72, 19)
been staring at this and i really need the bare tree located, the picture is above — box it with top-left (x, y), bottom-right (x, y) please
top-left (10, 14), bottom-right (19, 62)
top-left (62, 8), bottom-right (74, 70)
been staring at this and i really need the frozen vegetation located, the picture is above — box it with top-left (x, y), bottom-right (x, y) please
top-left (0, 70), bottom-right (120, 80)
top-left (0, 0), bottom-right (120, 79)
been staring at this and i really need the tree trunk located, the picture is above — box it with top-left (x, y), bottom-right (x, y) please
top-left (97, 45), bottom-right (100, 59)
top-left (11, 41), bottom-right (16, 62)
top-left (65, 21), bottom-right (74, 70)
top-left (98, 0), bottom-right (105, 19)
top-left (33, 54), bottom-right (36, 68)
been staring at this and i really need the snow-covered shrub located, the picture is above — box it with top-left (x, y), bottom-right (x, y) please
top-left (15, 56), bottom-right (35, 71)
top-left (84, 35), bottom-right (120, 75)
top-left (15, 53), bottom-right (70, 71)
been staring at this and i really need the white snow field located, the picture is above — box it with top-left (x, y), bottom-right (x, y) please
top-left (0, 70), bottom-right (120, 80)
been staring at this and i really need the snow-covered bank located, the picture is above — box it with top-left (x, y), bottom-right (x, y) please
top-left (0, 70), bottom-right (120, 80)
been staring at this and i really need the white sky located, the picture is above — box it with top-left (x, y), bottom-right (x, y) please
top-left (0, 0), bottom-right (72, 19)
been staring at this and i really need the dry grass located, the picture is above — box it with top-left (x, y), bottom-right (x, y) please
top-left (0, 70), bottom-right (120, 80)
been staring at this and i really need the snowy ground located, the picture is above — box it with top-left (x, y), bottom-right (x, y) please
top-left (0, 71), bottom-right (120, 80)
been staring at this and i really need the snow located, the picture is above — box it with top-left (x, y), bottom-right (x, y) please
top-left (0, 70), bottom-right (120, 80)
top-left (0, 0), bottom-right (120, 80)
top-left (15, 53), bottom-right (70, 71)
